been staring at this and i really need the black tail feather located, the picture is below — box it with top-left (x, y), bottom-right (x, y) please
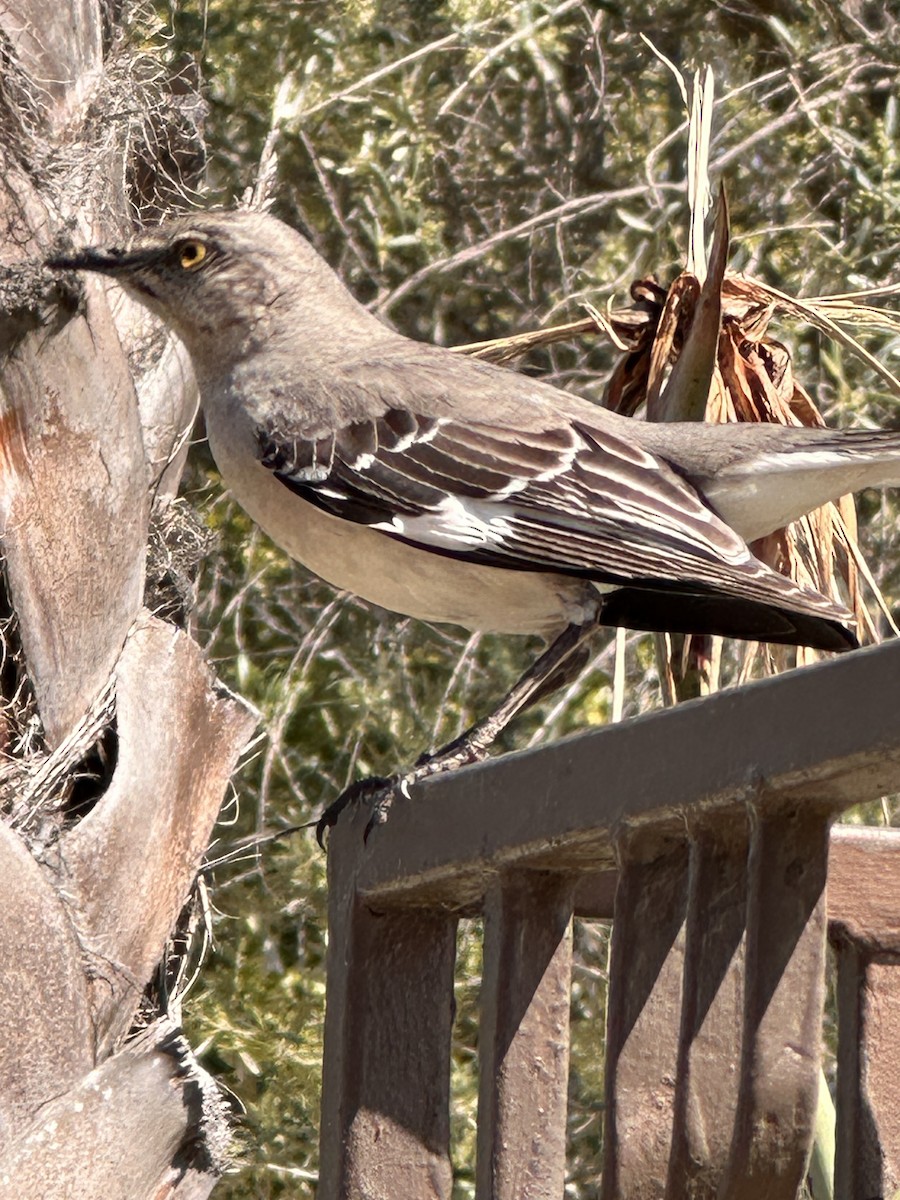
top-left (599, 586), bottom-right (858, 653)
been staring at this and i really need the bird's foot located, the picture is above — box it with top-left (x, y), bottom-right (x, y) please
top-left (316, 737), bottom-right (490, 848)
top-left (315, 774), bottom-right (397, 848)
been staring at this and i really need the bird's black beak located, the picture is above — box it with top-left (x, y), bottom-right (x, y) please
top-left (45, 245), bottom-right (158, 274)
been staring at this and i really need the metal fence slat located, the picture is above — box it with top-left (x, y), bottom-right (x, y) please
top-left (720, 805), bottom-right (831, 1197)
top-left (475, 871), bottom-right (574, 1200)
top-left (666, 816), bottom-right (749, 1198)
top-left (319, 810), bottom-right (457, 1200)
top-left (602, 835), bottom-right (689, 1199)
top-left (831, 826), bottom-right (900, 1197)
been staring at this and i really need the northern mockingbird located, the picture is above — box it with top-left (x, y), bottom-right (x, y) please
top-left (47, 211), bottom-right (900, 836)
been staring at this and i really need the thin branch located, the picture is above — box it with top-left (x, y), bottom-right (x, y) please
top-left (374, 183), bottom-right (684, 314)
top-left (295, 31), bottom-right (467, 121)
top-left (438, 0), bottom-right (584, 117)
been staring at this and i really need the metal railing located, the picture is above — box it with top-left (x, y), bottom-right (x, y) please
top-left (319, 638), bottom-right (900, 1199)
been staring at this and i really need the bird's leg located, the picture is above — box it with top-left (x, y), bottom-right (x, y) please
top-left (315, 612), bottom-right (603, 845)
top-left (412, 616), bottom-right (601, 774)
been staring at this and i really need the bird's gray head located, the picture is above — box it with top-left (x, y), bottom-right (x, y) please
top-left (46, 210), bottom-right (370, 363)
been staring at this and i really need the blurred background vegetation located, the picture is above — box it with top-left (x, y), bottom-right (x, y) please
top-left (147, 1), bottom-right (900, 1194)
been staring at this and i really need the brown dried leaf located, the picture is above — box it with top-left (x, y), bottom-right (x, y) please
top-left (645, 272), bottom-right (700, 413)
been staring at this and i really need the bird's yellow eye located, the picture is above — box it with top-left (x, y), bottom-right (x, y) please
top-left (178, 240), bottom-right (207, 270)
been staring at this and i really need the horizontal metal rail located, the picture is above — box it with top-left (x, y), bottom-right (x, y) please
top-left (349, 638), bottom-right (900, 908)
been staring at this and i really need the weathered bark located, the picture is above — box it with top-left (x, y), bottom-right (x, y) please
top-left (0, 1019), bottom-right (229, 1200)
top-left (0, 2), bottom-right (254, 1194)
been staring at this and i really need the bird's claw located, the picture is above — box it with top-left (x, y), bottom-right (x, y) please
top-left (317, 742), bottom-right (488, 848)
top-left (315, 774), bottom-right (394, 848)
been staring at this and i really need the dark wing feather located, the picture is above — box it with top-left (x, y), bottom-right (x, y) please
top-left (257, 406), bottom-right (853, 638)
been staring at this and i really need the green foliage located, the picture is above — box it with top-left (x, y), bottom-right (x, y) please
top-left (153, 1), bottom-right (900, 1193)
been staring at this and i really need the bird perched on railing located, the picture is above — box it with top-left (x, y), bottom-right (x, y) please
top-left (47, 211), bottom-right (900, 837)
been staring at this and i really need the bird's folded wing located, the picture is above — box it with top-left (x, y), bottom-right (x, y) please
top-left (256, 403), bottom-right (851, 626)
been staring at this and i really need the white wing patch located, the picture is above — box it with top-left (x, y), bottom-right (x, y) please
top-left (377, 495), bottom-right (515, 549)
